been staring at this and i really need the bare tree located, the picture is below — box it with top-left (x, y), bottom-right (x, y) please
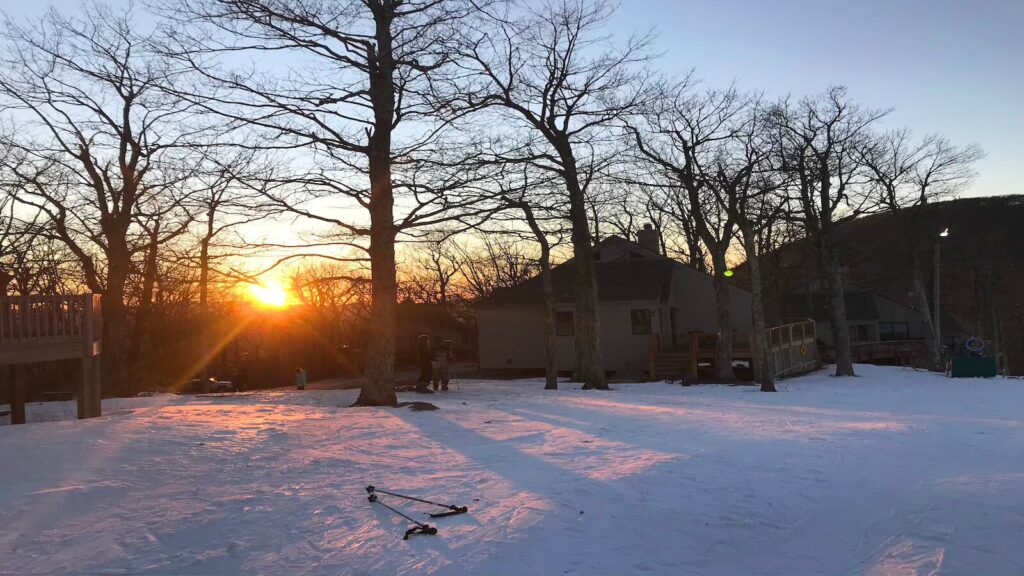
top-left (168, 0), bottom-right (500, 406)
top-left (126, 194), bottom-right (195, 379)
top-left (861, 129), bottom-right (983, 370)
top-left (185, 152), bottom-right (272, 379)
top-left (406, 231), bottom-right (466, 305)
top-left (490, 167), bottom-right (567, 390)
top-left (768, 87), bottom-right (887, 377)
top-left (724, 107), bottom-right (789, 391)
top-left (0, 6), bottom-right (208, 393)
top-left (0, 199), bottom-right (79, 295)
top-left (458, 0), bottom-right (653, 389)
top-left (628, 83), bottom-right (751, 381)
top-left (458, 233), bottom-right (539, 302)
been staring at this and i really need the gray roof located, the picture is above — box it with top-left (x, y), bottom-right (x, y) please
top-left (479, 244), bottom-right (676, 307)
top-left (780, 291), bottom-right (881, 322)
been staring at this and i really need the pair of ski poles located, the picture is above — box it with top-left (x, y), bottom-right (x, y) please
top-left (366, 485), bottom-right (468, 539)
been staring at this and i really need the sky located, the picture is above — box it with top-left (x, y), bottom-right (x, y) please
top-left (614, 0), bottom-right (1023, 198)
top-left (2, 0), bottom-right (1021, 200)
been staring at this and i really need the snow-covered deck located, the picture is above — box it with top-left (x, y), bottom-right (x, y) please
top-left (1, 365), bottom-right (1022, 574)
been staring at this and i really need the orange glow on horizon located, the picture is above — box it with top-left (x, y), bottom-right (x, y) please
top-left (245, 281), bottom-right (293, 309)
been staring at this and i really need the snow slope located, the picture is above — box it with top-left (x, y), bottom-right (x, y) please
top-left (1, 365), bottom-right (1023, 575)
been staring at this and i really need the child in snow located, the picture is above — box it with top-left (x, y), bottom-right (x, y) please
top-left (416, 335), bottom-right (433, 393)
top-left (433, 340), bottom-right (455, 391)
top-left (295, 367), bottom-right (307, 390)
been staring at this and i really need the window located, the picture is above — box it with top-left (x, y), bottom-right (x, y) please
top-left (555, 311), bottom-right (574, 336)
top-left (630, 309), bottom-right (652, 335)
top-left (879, 322), bottom-right (909, 342)
top-left (849, 324), bottom-right (871, 343)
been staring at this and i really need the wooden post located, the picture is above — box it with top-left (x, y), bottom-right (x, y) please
top-left (648, 333), bottom-right (659, 380)
top-left (78, 356), bottom-right (102, 419)
top-left (10, 364), bottom-right (26, 425)
top-left (77, 358), bottom-right (89, 419)
top-left (92, 356), bottom-right (102, 418)
top-left (687, 331), bottom-right (700, 383)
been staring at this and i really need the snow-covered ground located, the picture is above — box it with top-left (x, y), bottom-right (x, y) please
top-left (1, 365), bottom-right (1023, 575)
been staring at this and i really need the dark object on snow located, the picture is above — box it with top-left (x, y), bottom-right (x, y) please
top-left (366, 485), bottom-right (468, 539)
top-left (946, 336), bottom-right (997, 378)
top-left (416, 335), bottom-right (433, 393)
top-left (397, 401), bottom-right (439, 411)
top-left (948, 355), bottom-right (997, 378)
top-left (185, 378), bottom-right (235, 394)
top-left (367, 485), bottom-right (468, 518)
top-left (367, 489), bottom-right (437, 539)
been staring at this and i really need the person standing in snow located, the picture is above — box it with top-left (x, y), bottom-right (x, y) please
top-left (433, 340), bottom-right (455, 391)
top-left (295, 367), bottom-right (307, 390)
top-left (416, 335), bottom-right (433, 393)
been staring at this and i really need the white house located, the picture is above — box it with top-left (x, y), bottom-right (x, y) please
top-left (476, 228), bottom-right (752, 379)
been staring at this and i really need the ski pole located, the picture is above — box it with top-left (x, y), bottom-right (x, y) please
top-left (367, 490), bottom-right (438, 539)
top-left (366, 485), bottom-right (469, 517)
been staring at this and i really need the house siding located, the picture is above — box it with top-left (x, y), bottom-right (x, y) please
top-left (478, 268), bottom-right (754, 379)
top-left (478, 301), bottom-right (665, 379)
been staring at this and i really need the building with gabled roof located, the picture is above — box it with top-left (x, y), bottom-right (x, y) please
top-left (476, 229), bottom-right (752, 379)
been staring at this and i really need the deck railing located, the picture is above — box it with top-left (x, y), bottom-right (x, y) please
top-left (649, 324), bottom-right (808, 382)
top-left (821, 339), bottom-right (928, 369)
top-left (766, 318), bottom-right (819, 379)
top-left (0, 294), bottom-right (102, 357)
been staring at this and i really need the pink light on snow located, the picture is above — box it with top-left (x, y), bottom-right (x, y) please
top-left (555, 397), bottom-right (909, 440)
top-left (443, 408), bottom-right (678, 482)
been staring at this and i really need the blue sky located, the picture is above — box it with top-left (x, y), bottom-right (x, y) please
top-left (4, 0), bottom-right (1021, 198)
top-left (614, 0), bottom-right (1023, 198)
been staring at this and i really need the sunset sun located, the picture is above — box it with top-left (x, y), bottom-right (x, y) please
top-left (247, 282), bottom-right (291, 309)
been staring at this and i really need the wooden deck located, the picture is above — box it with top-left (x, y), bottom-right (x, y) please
top-left (0, 294), bottom-right (103, 423)
top-left (649, 319), bottom-right (819, 382)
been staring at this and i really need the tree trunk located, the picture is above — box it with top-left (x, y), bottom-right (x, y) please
top-left (199, 226), bottom-right (212, 380)
top-left (540, 249), bottom-right (558, 390)
top-left (910, 251), bottom-right (942, 371)
top-left (353, 6), bottom-right (399, 407)
top-left (710, 249), bottom-right (735, 381)
top-left (357, 221), bottom-right (398, 406)
top-left (102, 239), bottom-right (132, 395)
top-left (742, 227), bottom-right (775, 392)
top-left (820, 240), bottom-right (855, 376)
top-left (521, 201), bottom-right (558, 390)
top-left (559, 145), bottom-right (606, 390)
top-left (127, 229), bottom-right (160, 382)
top-left (990, 301), bottom-right (1004, 375)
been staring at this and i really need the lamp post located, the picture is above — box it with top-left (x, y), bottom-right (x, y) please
top-left (934, 228), bottom-right (949, 351)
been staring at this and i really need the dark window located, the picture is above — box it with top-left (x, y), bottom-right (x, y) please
top-left (849, 324), bottom-right (871, 343)
top-left (630, 309), bottom-right (652, 335)
top-left (879, 322), bottom-right (909, 342)
top-left (555, 311), bottom-right (574, 336)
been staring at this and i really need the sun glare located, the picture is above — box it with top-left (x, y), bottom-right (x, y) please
top-left (247, 282), bottom-right (291, 309)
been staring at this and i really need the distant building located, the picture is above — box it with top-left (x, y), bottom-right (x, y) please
top-left (476, 230), bottom-right (752, 379)
top-left (772, 282), bottom-right (935, 346)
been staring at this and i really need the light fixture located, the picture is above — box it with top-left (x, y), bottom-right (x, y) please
top-left (939, 228), bottom-right (949, 237)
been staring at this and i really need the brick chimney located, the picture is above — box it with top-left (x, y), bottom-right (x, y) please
top-left (637, 223), bottom-right (660, 255)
